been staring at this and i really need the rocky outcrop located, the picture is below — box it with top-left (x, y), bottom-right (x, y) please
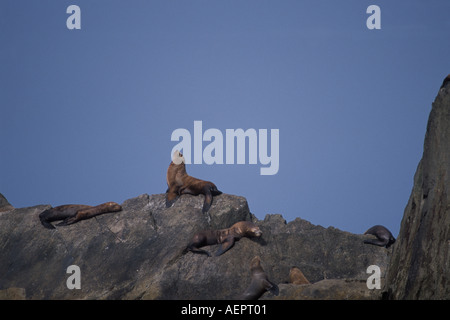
top-left (263, 279), bottom-right (381, 300)
top-left (0, 193), bottom-right (388, 300)
top-left (385, 79), bottom-right (450, 299)
top-left (0, 193), bottom-right (14, 213)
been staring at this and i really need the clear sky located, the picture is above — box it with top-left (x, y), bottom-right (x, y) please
top-left (1, 1), bottom-right (450, 236)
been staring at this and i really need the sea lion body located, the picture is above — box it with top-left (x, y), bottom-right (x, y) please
top-left (39, 202), bottom-right (122, 229)
top-left (166, 150), bottom-right (221, 213)
top-left (239, 256), bottom-right (279, 300)
top-left (186, 221), bottom-right (262, 257)
top-left (289, 266), bottom-right (310, 285)
top-left (363, 225), bottom-right (396, 248)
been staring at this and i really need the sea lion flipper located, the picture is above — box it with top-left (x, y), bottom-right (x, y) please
top-left (166, 191), bottom-right (179, 208)
top-left (194, 249), bottom-right (212, 257)
top-left (40, 218), bottom-right (56, 229)
top-left (363, 239), bottom-right (388, 247)
top-left (187, 246), bottom-right (212, 257)
top-left (41, 221), bottom-right (56, 229)
top-left (179, 187), bottom-right (195, 195)
top-left (56, 210), bottom-right (87, 226)
top-left (215, 236), bottom-right (235, 256)
top-left (39, 209), bottom-right (56, 229)
top-left (202, 187), bottom-right (213, 213)
top-left (186, 234), bottom-right (213, 257)
top-left (265, 280), bottom-right (279, 296)
top-left (56, 216), bottom-right (78, 226)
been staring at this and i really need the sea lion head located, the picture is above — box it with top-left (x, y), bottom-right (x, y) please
top-left (289, 266), bottom-right (310, 285)
top-left (172, 150), bottom-right (185, 165)
top-left (103, 202), bottom-right (122, 212)
top-left (248, 224), bottom-right (262, 238)
top-left (250, 256), bottom-right (263, 272)
top-left (386, 236), bottom-right (396, 248)
top-left (235, 221), bottom-right (262, 238)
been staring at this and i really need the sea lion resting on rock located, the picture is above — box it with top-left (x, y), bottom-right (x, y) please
top-left (166, 150), bottom-right (222, 213)
top-left (185, 221), bottom-right (262, 257)
top-left (239, 256), bottom-right (279, 300)
top-left (363, 225), bottom-right (396, 248)
top-left (288, 266), bottom-right (310, 285)
top-left (39, 202), bottom-right (122, 229)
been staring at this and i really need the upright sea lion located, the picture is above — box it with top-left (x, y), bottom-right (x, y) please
top-left (166, 150), bottom-right (222, 213)
top-left (288, 266), bottom-right (310, 285)
top-left (185, 221), bottom-right (262, 257)
top-left (363, 225), bottom-right (396, 248)
top-left (239, 256), bottom-right (279, 300)
top-left (39, 202), bottom-right (122, 229)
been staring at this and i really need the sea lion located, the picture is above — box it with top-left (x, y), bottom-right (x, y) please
top-left (239, 256), bottom-right (279, 300)
top-left (288, 266), bottom-right (310, 285)
top-left (166, 150), bottom-right (222, 213)
top-left (39, 202), bottom-right (122, 229)
top-left (440, 74), bottom-right (450, 89)
top-left (185, 221), bottom-right (262, 257)
top-left (363, 225), bottom-right (396, 248)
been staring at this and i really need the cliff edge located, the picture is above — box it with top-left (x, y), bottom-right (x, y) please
top-left (385, 77), bottom-right (450, 299)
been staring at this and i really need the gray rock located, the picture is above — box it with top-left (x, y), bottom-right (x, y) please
top-left (385, 78), bottom-right (450, 299)
top-left (0, 193), bottom-right (14, 212)
top-left (0, 192), bottom-right (388, 300)
top-left (262, 279), bottom-right (382, 300)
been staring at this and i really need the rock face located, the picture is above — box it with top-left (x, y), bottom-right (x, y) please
top-left (385, 80), bottom-right (450, 299)
top-left (0, 193), bottom-right (14, 212)
top-left (0, 193), bottom-right (388, 300)
top-left (262, 279), bottom-right (381, 300)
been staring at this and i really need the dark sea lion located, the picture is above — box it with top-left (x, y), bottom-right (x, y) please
top-left (39, 202), bottom-right (122, 229)
top-left (288, 266), bottom-right (310, 285)
top-left (166, 150), bottom-right (222, 213)
top-left (185, 221), bottom-right (262, 257)
top-left (239, 256), bottom-right (279, 300)
top-left (363, 225), bottom-right (396, 248)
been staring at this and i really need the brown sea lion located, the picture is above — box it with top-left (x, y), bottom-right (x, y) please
top-left (39, 202), bottom-right (122, 229)
top-left (288, 266), bottom-right (310, 285)
top-left (185, 221), bottom-right (262, 257)
top-left (363, 225), bottom-right (396, 248)
top-left (166, 150), bottom-right (222, 213)
top-left (440, 74), bottom-right (450, 89)
top-left (239, 256), bottom-right (279, 300)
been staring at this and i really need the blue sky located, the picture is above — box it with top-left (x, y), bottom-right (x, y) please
top-left (1, 1), bottom-right (450, 236)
